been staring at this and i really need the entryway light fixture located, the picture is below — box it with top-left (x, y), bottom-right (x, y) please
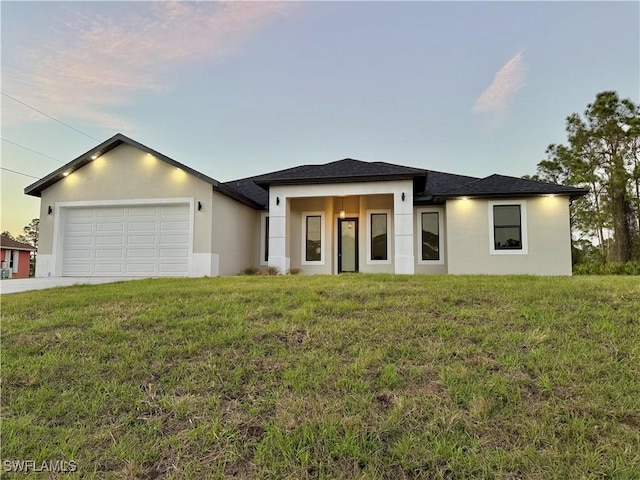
top-left (48, 206), bottom-right (53, 215)
top-left (339, 197), bottom-right (346, 219)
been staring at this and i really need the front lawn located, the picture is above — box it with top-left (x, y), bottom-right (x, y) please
top-left (2, 275), bottom-right (639, 479)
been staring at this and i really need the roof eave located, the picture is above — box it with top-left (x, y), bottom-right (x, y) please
top-left (433, 189), bottom-right (589, 201)
top-left (256, 173), bottom-right (422, 189)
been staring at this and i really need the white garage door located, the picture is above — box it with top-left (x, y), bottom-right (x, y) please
top-left (62, 204), bottom-right (190, 276)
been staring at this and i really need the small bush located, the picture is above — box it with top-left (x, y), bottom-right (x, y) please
top-left (242, 266), bottom-right (260, 275)
top-left (288, 268), bottom-right (302, 275)
top-left (265, 266), bottom-right (280, 276)
top-left (573, 261), bottom-right (640, 275)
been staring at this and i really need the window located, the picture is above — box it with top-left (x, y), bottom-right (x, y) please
top-left (304, 214), bottom-right (322, 263)
top-left (493, 205), bottom-right (521, 250)
top-left (366, 209), bottom-right (391, 264)
top-left (489, 201), bottom-right (528, 255)
top-left (264, 216), bottom-right (269, 262)
top-left (370, 213), bottom-right (388, 261)
top-left (421, 212), bottom-right (439, 261)
top-left (417, 208), bottom-right (444, 265)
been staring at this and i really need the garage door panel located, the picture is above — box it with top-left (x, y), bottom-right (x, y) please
top-left (62, 204), bottom-right (190, 277)
top-left (95, 249), bottom-right (124, 259)
top-left (96, 222), bottom-right (125, 232)
top-left (160, 234), bottom-right (189, 245)
top-left (65, 248), bottom-right (93, 259)
top-left (96, 208), bottom-right (125, 217)
top-left (126, 249), bottom-right (155, 259)
top-left (67, 236), bottom-right (93, 246)
top-left (128, 222), bottom-right (157, 232)
top-left (128, 235), bottom-right (157, 245)
top-left (66, 223), bottom-right (93, 233)
top-left (160, 248), bottom-right (188, 258)
top-left (94, 264), bottom-right (125, 274)
top-left (95, 236), bottom-right (124, 245)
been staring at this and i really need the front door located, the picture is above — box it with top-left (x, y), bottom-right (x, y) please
top-left (338, 218), bottom-right (358, 273)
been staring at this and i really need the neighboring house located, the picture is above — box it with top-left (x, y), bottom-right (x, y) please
top-left (0, 235), bottom-right (36, 278)
top-left (24, 134), bottom-right (587, 278)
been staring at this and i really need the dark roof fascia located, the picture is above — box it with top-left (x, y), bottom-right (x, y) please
top-left (213, 184), bottom-right (264, 209)
top-left (255, 173), bottom-right (422, 189)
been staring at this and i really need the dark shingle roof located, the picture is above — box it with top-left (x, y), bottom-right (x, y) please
top-left (0, 235), bottom-right (36, 251)
top-left (433, 174), bottom-right (588, 199)
top-left (252, 158), bottom-right (427, 186)
top-left (222, 176), bottom-right (269, 209)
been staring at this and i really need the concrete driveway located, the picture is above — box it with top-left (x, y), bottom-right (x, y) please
top-left (0, 277), bottom-right (146, 294)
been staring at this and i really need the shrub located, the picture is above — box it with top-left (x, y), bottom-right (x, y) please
top-left (573, 261), bottom-right (640, 275)
top-left (288, 268), bottom-right (302, 275)
top-left (242, 266), bottom-right (260, 276)
top-left (265, 266), bottom-right (280, 276)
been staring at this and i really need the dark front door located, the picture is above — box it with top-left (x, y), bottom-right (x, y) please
top-left (338, 218), bottom-right (358, 273)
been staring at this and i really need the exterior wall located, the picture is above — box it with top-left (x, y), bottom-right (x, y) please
top-left (446, 196), bottom-right (573, 275)
top-left (0, 249), bottom-right (32, 278)
top-left (36, 144), bottom-right (215, 277)
top-left (211, 191), bottom-right (261, 275)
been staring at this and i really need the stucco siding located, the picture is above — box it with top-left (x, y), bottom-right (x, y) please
top-left (446, 196), bottom-right (572, 275)
top-left (211, 191), bottom-right (259, 275)
top-left (38, 144), bottom-right (214, 256)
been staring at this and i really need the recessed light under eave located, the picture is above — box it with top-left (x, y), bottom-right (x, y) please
top-left (63, 171), bottom-right (70, 177)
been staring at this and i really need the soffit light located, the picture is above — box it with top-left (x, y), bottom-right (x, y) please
top-left (63, 171), bottom-right (70, 177)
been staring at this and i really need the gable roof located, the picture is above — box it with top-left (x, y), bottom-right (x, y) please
top-left (430, 174), bottom-right (588, 199)
top-left (23, 133), bottom-right (262, 209)
top-left (0, 235), bottom-right (36, 251)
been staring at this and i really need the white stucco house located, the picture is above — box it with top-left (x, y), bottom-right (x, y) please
top-left (25, 134), bottom-right (587, 277)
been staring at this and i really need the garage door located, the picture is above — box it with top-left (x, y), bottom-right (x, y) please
top-left (62, 204), bottom-right (190, 276)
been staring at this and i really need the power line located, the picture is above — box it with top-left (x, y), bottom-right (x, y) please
top-left (1, 138), bottom-right (65, 164)
top-left (0, 166), bottom-right (41, 180)
top-left (1, 91), bottom-right (99, 141)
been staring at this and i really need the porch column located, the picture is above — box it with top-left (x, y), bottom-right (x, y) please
top-left (268, 191), bottom-right (290, 274)
top-left (394, 189), bottom-right (415, 274)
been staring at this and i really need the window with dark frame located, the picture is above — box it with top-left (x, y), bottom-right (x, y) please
top-left (421, 212), bottom-right (439, 261)
top-left (370, 213), bottom-right (388, 260)
top-left (306, 215), bottom-right (322, 262)
top-left (264, 216), bottom-right (269, 262)
top-left (493, 205), bottom-right (522, 250)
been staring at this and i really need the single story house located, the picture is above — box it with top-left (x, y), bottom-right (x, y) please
top-left (25, 134), bottom-right (586, 277)
top-left (1, 235), bottom-right (36, 278)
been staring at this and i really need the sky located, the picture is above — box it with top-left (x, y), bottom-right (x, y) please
top-left (1, 1), bottom-right (638, 236)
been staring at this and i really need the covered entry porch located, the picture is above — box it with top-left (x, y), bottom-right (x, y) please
top-left (266, 181), bottom-right (415, 275)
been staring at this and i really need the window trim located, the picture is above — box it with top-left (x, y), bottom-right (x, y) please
top-left (259, 212), bottom-right (269, 265)
top-left (488, 200), bottom-right (528, 255)
top-left (416, 207), bottom-right (445, 265)
top-left (366, 209), bottom-right (392, 265)
top-left (301, 211), bottom-right (325, 265)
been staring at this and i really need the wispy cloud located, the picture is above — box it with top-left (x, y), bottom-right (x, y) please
top-left (472, 51), bottom-right (525, 116)
top-left (3, 2), bottom-right (294, 130)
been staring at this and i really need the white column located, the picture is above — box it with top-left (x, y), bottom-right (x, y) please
top-left (394, 189), bottom-right (415, 274)
top-left (268, 191), bottom-right (289, 274)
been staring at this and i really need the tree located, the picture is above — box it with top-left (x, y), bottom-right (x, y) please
top-left (17, 218), bottom-right (39, 248)
top-left (536, 91), bottom-right (640, 263)
top-left (1, 230), bottom-right (15, 240)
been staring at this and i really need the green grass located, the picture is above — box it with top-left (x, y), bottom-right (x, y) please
top-left (2, 275), bottom-right (639, 479)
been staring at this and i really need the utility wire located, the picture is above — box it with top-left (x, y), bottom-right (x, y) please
top-left (1, 91), bottom-right (99, 141)
top-left (1, 166), bottom-right (41, 179)
top-left (1, 138), bottom-right (65, 164)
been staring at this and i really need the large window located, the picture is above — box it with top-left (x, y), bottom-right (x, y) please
top-left (370, 213), bottom-right (388, 261)
top-left (493, 205), bottom-right (521, 250)
top-left (421, 212), bottom-right (440, 261)
top-left (366, 209), bottom-right (391, 264)
top-left (489, 201), bottom-right (528, 255)
top-left (305, 215), bottom-right (322, 262)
